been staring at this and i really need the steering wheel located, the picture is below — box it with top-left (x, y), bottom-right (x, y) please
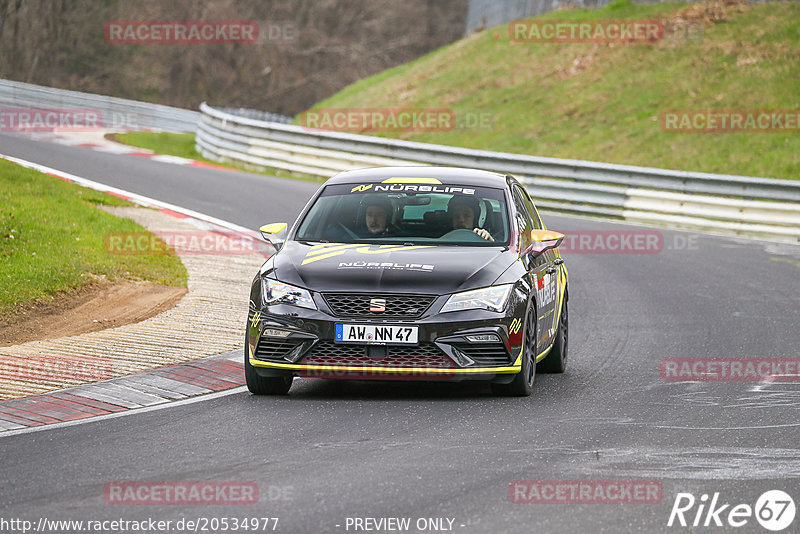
top-left (439, 228), bottom-right (488, 242)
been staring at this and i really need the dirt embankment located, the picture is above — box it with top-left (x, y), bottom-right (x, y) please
top-left (0, 282), bottom-right (187, 347)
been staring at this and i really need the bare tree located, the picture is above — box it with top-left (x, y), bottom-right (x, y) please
top-left (0, 0), bottom-right (22, 41)
top-left (0, 0), bottom-right (467, 114)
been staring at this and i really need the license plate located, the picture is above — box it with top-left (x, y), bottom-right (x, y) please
top-left (335, 324), bottom-right (418, 345)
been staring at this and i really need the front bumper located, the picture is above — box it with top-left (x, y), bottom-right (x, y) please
top-left (246, 293), bottom-right (526, 383)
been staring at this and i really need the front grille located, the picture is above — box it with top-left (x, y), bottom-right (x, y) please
top-left (323, 293), bottom-right (435, 319)
top-left (255, 337), bottom-right (304, 361)
top-left (452, 343), bottom-right (511, 367)
top-left (301, 341), bottom-right (454, 368)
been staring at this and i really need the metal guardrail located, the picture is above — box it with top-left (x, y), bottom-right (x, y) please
top-left (0, 79), bottom-right (199, 132)
top-left (213, 106), bottom-right (293, 125)
top-left (9, 80), bottom-right (795, 241)
top-left (197, 103), bottom-right (800, 243)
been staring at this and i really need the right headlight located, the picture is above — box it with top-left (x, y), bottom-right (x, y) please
top-left (440, 284), bottom-right (513, 313)
top-left (261, 278), bottom-right (316, 310)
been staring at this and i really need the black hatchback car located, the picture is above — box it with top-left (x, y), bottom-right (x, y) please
top-left (246, 167), bottom-right (568, 396)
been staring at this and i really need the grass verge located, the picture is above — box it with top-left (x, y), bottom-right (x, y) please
top-left (0, 159), bottom-right (188, 318)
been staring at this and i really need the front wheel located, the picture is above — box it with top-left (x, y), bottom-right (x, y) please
top-left (538, 294), bottom-right (568, 374)
top-left (244, 340), bottom-right (293, 395)
top-left (492, 304), bottom-right (536, 397)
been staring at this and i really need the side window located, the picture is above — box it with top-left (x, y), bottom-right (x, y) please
top-left (511, 186), bottom-right (533, 248)
top-left (512, 186), bottom-right (533, 230)
top-left (518, 185), bottom-right (543, 230)
top-left (516, 184), bottom-right (555, 263)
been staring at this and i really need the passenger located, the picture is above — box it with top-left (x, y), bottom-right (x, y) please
top-left (447, 196), bottom-right (493, 241)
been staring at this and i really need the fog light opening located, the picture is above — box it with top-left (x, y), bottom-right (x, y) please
top-left (262, 328), bottom-right (291, 338)
top-left (465, 334), bottom-right (501, 343)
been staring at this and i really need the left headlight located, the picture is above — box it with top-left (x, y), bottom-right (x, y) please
top-left (261, 278), bottom-right (316, 310)
top-left (440, 284), bottom-right (513, 313)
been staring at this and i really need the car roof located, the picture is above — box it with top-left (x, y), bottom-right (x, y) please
top-left (325, 166), bottom-right (511, 188)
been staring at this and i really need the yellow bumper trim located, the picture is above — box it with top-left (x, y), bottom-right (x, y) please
top-left (249, 347), bottom-right (521, 375)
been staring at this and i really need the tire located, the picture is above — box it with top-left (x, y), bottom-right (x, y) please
top-left (244, 338), bottom-right (293, 395)
top-left (492, 303), bottom-right (536, 397)
top-left (537, 293), bottom-right (568, 374)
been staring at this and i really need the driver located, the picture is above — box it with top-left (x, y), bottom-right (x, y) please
top-left (322, 195), bottom-right (396, 241)
top-left (447, 196), bottom-right (493, 241)
top-left (360, 195), bottom-right (397, 237)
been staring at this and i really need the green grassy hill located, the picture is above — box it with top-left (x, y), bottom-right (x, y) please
top-left (306, 0), bottom-right (799, 179)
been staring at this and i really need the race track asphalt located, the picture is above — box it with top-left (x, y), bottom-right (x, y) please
top-left (2, 132), bottom-right (799, 533)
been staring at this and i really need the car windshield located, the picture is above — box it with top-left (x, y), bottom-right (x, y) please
top-left (295, 182), bottom-right (510, 245)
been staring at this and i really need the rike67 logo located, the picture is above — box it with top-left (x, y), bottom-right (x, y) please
top-left (668, 490), bottom-right (796, 531)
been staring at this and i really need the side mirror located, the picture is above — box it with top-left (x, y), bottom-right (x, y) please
top-left (522, 230), bottom-right (565, 257)
top-left (259, 223), bottom-right (288, 251)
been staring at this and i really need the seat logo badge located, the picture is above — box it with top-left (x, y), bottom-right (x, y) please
top-left (370, 298), bottom-right (386, 312)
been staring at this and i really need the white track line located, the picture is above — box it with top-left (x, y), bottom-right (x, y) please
top-left (0, 387), bottom-right (248, 438)
top-left (0, 153), bottom-right (261, 239)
